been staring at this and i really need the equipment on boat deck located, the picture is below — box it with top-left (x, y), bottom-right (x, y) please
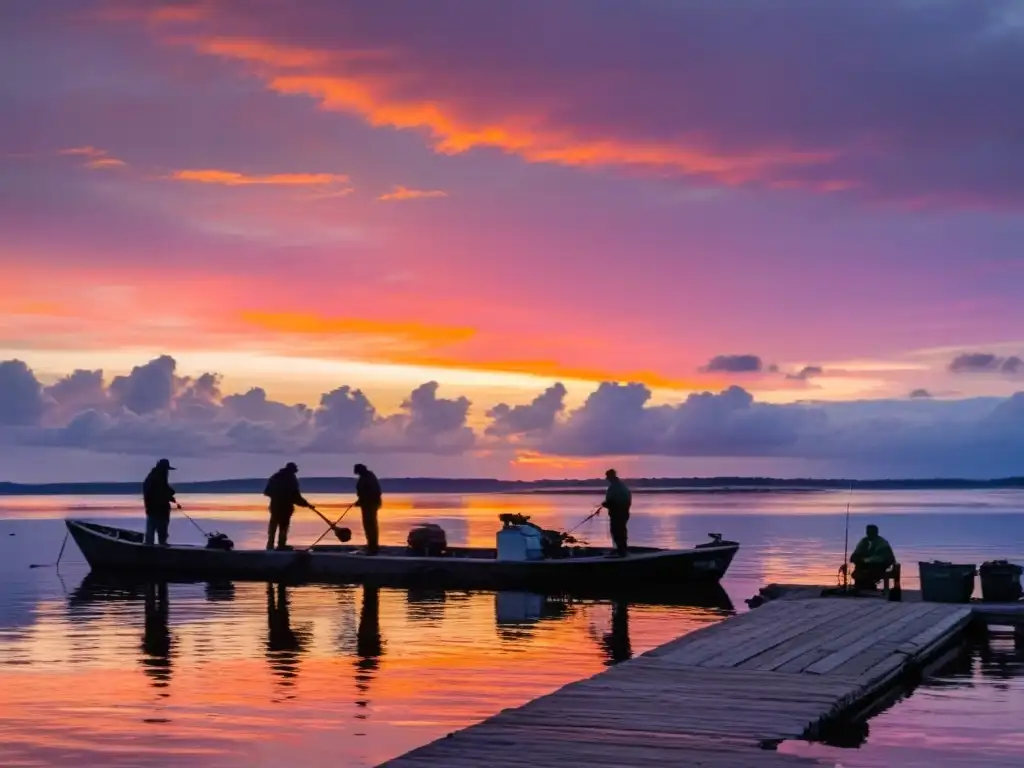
top-left (180, 507), bottom-right (235, 551)
top-left (407, 523), bottom-right (448, 556)
top-left (204, 532), bottom-right (235, 551)
top-left (498, 513), bottom-right (582, 559)
top-left (497, 523), bottom-right (544, 562)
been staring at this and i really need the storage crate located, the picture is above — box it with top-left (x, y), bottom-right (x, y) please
top-left (979, 560), bottom-right (1023, 603)
top-left (918, 561), bottom-right (976, 603)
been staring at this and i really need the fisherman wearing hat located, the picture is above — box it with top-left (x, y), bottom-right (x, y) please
top-left (601, 469), bottom-right (632, 557)
top-left (263, 461), bottom-right (313, 550)
top-left (143, 458), bottom-right (180, 546)
top-left (354, 463), bottom-right (382, 555)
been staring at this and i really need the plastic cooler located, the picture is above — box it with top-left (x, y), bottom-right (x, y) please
top-left (918, 561), bottom-right (976, 603)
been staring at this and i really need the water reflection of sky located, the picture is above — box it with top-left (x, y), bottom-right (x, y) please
top-left (1, 490), bottom-right (1024, 766)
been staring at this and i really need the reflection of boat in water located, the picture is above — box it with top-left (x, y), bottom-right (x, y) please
top-left (494, 586), bottom-right (732, 659)
top-left (66, 519), bottom-right (738, 591)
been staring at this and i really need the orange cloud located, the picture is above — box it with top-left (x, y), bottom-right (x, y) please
top-left (377, 185), bottom-right (448, 202)
top-left (84, 157), bottom-right (127, 170)
top-left (239, 311), bottom-right (713, 391)
top-left (168, 169), bottom-right (350, 186)
top-left (240, 311), bottom-right (476, 346)
top-left (58, 146), bottom-right (127, 171)
top-left (511, 450), bottom-right (592, 470)
top-left (123, 24), bottom-right (832, 187)
top-left (58, 146), bottom-right (106, 158)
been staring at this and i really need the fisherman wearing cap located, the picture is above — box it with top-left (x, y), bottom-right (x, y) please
top-left (354, 463), bottom-right (382, 555)
top-left (263, 462), bottom-right (313, 550)
top-left (143, 458), bottom-right (180, 546)
top-left (601, 469), bottom-right (632, 557)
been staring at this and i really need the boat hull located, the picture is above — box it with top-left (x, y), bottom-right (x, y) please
top-left (66, 520), bottom-right (738, 591)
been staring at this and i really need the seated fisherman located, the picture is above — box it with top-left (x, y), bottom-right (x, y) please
top-left (849, 524), bottom-right (896, 589)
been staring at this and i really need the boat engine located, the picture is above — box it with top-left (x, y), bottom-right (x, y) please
top-left (205, 532), bottom-right (235, 551)
top-left (407, 523), bottom-right (448, 556)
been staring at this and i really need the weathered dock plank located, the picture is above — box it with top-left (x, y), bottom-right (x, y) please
top-left (381, 597), bottom-right (971, 767)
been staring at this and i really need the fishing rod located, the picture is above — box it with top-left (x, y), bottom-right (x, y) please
top-left (29, 531), bottom-right (70, 570)
top-left (179, 505), bottom-right (211, 538)
top-left (840, 482), bottom-right (854, 588)
top-left (565, 504), bottom-right (604, 536)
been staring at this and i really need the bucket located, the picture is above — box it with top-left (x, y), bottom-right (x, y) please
top-left (979, 560), bottom-right (1023, 603)
top-left (918, 561), bottom-right (976, 603)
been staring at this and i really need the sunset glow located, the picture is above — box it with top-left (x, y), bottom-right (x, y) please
top-left (1, 1), bottom-right (1023, 481)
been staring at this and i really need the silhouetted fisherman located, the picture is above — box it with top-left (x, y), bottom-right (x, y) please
top-left (141, 582), bottom-right (173, 692)
top-left (143, 458), bottom-right (180, 546)
top-left (266, 582), bottom-right (308, 693)
top-left (601, 469), bottom-right (632, 557)
top-left (263, 462), bottom-right (312, 550)
top-left (849, 524), bottom-right (896, 589)
top-left (355, 585), bottom-right (383, 708)
top-left (601, 599), bottom-right (632, 665)
top-left (354, 463), bottom-right (382, 555)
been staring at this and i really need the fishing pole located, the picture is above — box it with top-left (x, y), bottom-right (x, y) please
top-left (565, 504), bottom-right (604, 536)
top-left (179, 506), bottom-right (212, 538)
top-left (29, 531), bottom-right (69, 570)
top-left (841, 482), bottom-right (854, 588)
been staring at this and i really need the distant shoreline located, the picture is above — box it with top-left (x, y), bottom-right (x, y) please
top-left (1, 476), bottom-right (1022, 496)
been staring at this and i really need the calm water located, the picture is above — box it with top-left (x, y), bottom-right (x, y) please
top-left (2, 489), bottom-right (1023, 766)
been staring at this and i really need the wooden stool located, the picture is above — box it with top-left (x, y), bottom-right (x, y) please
top-left (883, 562), bottom-right (902, 601)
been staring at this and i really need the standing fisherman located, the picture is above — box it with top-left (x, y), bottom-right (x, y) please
top-left (263, 462), bottom-right (313, 550)
top-left (354, 463), bottom-right (382, 555)
top-left (143, 458), bottom-right (180, 546)
top-left (601, 469), bottom-right (632, 558)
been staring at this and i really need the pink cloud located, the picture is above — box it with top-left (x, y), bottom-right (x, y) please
top-left (98, 0), bottom-right (1024, 207)
top-left (377, 185), bottom-right (447, 202)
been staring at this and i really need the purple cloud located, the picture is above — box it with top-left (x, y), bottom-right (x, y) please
top-left (485, 383), bottom-right (567, 437)
top-left (701, 355), bottom-right (764, 374)
top-left (0, 360), bottom-right (44, 426)
top-left (786, 365), bottom-right (823, 381)
top-left (950, 352), bottom-right (1024, 375)
top-left (4, 356), bottom-right (1024, 477)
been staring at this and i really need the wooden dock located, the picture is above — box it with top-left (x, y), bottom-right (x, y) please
top-left (756, 582), bottom-right (1024, 625)
top-left (382, 598), bottom-right (972, 767)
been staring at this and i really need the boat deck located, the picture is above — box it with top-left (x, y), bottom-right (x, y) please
top-left (382, 597), bottom-right (972, 767)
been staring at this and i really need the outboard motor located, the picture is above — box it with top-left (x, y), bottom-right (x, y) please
top-left (407, 524), bottom-right (448, 556)
top-left (205, 532), bottom-right (235, 551)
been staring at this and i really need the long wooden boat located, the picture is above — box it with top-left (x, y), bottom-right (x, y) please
top-left (66, 519), bottom-right (739, 590)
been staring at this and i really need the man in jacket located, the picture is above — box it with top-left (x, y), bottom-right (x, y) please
top-left (264, 462), bottom-right (313, 550)
top-left (354, 463), bottom-right (382, 555)
top-left (602, 469), bottom-right (632, 557)
top-left (849, 524), bottom-right (896, 589)
top-left (143, 458), bottom-right (180, 546)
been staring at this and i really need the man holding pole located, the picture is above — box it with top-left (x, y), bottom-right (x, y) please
top-left (263, 462), bottom-right (313, 550)
top-left (354, 463), bottom-right (382, 555)
top-left (601, 469), bottom-right (632, 558)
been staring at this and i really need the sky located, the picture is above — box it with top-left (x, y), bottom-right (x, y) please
top-left (1, 0), bottom-right (1023, 482)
